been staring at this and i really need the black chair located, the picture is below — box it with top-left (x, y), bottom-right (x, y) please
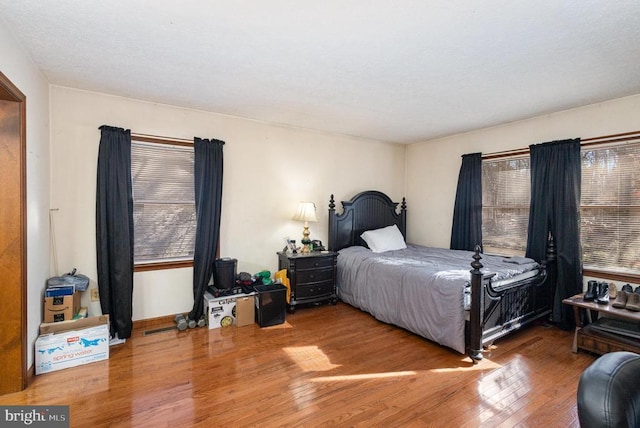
top-left (577, 351), bottom-right (640, 428)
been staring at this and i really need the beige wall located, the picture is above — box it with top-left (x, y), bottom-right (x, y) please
top-left (406, 93), bottom-right (640, 288)
top-left (41, 87), bottom-right (640, 324)
top-left (50, 86), bottom-right (406, 321)
top-left (0, 21), bottom-right (51, 371)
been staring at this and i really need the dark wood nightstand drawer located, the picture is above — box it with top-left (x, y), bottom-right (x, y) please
top-left (296, 281), bottom-right (335, 299)
top-left (294, 256), bottom-right (334, 271)
top-left (296, 268), bottom-right (333, 285)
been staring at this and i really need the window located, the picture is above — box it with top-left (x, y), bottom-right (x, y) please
top-left (480, 139), bottom-right (640, 277)
top-left (581, 141), bottom-right (640, 275)
top-left (481, 155), bottom-right (530, 256)
top-left (131, 139), bottom-right (196, 266)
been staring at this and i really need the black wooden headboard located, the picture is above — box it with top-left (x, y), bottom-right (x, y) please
top-left (327, 190), bottom-right (407, 252)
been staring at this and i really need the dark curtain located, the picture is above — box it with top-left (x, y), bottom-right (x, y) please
top-left (189, 137), bottom-right (225, 320)
top-left (450, 152), bottom-right (482, 251)
top-left (96, 125), bottom-right (134, 339)
top-left (525, 138), bottom-right (582, 330)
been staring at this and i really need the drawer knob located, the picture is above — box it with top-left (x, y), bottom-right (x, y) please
top-left (314, 262), bottom-right (319, 267)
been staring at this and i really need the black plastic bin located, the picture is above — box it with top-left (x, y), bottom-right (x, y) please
top-left (254, 284), bottom-right (287, 327)
top-left (213, 258), bottom-right (237, 289)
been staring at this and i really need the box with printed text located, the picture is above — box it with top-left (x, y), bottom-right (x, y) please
top-left (204, 291), bottom-right (256, 329)
top-left (44, 291), bottom-right (80, 323)
top-left (204, 292), bottom-right (236, 329)
top-left (35, 315), bottom-right (110, 375)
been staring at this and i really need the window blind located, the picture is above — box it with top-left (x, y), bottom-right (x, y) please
top-left (131, 141), bottom-right (196, 263)
top-left (581, 141), bottom-right (640, 274)
top-left (481, 156), bottom-right (530, 256)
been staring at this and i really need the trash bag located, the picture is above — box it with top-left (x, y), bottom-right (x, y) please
top-left (254, 270), bottom-right (272, 285)
top-left (47, 268), bottom-right (90, 292)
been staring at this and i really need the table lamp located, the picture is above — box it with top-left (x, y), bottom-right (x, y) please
top-left (291, 201), bottom-right (318, 254)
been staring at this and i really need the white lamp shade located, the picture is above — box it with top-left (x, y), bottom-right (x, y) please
top-left (291, 201), bottom-right (318, 223)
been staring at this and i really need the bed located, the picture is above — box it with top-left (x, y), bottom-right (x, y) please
top-left (328, 190), bottom-right (556, 362)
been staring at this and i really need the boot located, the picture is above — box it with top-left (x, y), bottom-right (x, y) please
top-left (584, 280), bottom-right (598, 301)
top-left (595, 282), bottom-right (609, 304)
top-left (612, 291), bottom-right (629, 309)
top-left (625, 292), bottom-right (640, 312)
top-left (609, 283), bottom-right (617, 299)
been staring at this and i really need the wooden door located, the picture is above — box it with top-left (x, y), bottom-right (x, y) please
top-left (0, 71), bottom-right (27, 394)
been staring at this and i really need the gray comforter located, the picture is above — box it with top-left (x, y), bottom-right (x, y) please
top-left (336, 244), bottom-right (539, 354)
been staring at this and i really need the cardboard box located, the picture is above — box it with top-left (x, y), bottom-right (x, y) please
top-left (204, 291), bottom-right (256, 329)
top-left (44, 291), bottom-right (80, 323)
top-left (39, 314), bottom-right (110, 335)
top-left (35, 315), bottom-right (110, 375)
top-left (204, 292), bottom-right (236, 329)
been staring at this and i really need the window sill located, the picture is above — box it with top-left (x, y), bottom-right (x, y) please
top-left (583, 268), bottom-right (640, 284)
top-left (134, 260), bottom-right (193, 272)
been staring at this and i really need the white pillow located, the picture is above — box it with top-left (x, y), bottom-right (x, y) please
top-left (360, 225), bottom-right (407, 253)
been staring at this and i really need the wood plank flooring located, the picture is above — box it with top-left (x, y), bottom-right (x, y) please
top-left (1, 302), bottom-right (596, 427)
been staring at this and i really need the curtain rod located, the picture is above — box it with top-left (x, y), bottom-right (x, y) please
top-left (131, 132), bottom-right (194, 147)
top-left (131, 132), bottom-right (226, 147)
top-left (482, 130), bottom-right (640, 160)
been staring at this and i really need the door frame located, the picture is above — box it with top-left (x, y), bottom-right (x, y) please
top-left (0, 70), bottom-right (27, 394)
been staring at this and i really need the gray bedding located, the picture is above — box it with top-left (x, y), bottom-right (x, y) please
top-left (336, 244), bottom-right (539, 354)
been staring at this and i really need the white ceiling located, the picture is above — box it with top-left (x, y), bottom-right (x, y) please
top-left (1, 1), bottom-right (640, 144)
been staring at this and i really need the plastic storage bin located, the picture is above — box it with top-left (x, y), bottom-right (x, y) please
top-left (254, 284), bottom-right (286, 327)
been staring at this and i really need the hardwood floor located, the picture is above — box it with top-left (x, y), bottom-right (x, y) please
top-left (1, 303), bottom-right (595, 427)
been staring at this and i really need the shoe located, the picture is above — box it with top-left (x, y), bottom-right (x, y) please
top-left (584, 280), bottom-right (598, 301)
top-left (612, 291), bottom-right (629, 309)
top-left (625, 292), bottom-right (640, 312)
top-left (609, 283), bottom-right (617, 299)
top-left (622, 283), bottom-right (633, 293)
top-left (595, 282), bottom-right (609, 304)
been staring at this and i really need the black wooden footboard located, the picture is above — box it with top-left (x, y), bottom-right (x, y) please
top-left (466, 240), bottom-right (556, 362)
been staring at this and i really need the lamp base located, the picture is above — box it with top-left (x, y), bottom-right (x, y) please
top-left (301, 224), bottom-right (312, 254)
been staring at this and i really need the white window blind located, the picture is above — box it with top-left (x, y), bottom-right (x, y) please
top-left (131, 141), bottom-right (196, 263)
top-left (481, 156), bottom-right (530, 256)
top-left (581, 141), bottom-right (640, 274)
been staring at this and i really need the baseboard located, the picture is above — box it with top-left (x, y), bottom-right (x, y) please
top-left (132, 314), bottom-right (175, 333)
top-left (26, 363), bottom-right (34, 387)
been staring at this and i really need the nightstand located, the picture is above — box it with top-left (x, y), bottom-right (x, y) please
top-left (277, 251), bottom-right (338, 313)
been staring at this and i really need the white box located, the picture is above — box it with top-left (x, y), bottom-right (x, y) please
top-left (204, 292), bottom-right (236, 329)
top-left (204, 291), bottom-right (256, 329)
top-left (35, 316), bottom-right (110, 375)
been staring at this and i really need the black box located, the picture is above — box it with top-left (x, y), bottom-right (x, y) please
top-left (254, 284), bottom-right (286, 327)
